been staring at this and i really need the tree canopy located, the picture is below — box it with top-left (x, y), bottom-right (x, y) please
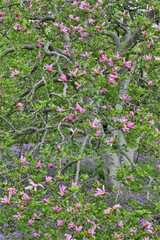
top-left (0, 0), bottom-right (160, 239)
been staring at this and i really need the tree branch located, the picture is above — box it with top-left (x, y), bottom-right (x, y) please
top-left (0, 44), bottom-right (36, 61)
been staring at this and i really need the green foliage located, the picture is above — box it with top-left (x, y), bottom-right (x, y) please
top-left (0, 0), bottom-right (160, 239)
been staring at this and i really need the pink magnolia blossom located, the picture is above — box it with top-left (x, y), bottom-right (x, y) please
top-left (127, 121), bottom-right (135, 129)
top-left (75, 102), bottom-right (86, 114)
top-left (104, 208), bottom-right (111, 215)
top-left (94, 179), bottom-right (98, 185)
top-left (75, 62), bottom-right (79, 68)
top-left (149, 120), bottom-right (154, 126)
top-left (61, 27), bottom-right (69, 35)
top-left (147, 229), bottom-right (156, 235)
top-left (100, 87), bottom-right (108, 93)
top-left (0, 12), bottom-right (5, 16)
top-left (45, 176), bottom-right (52, 183)
top-left (20, 205), bottom-right (26, 211)
top-left (155, 56), bottom-right (160, 60)
top-left (45, 64), bottom-right (53, 72)
top-left (10, 69), bottom-right (19, 77)
top-left (76, 203), bottom-right (82, 209)
top-left (105, 135), bottom-right (115, 146)
top-left (22, 193), bottom-right (30, 201)
top-left (57, 220), bottom-right (64, 227)
top-left (87, 219), bottom-right (100, 231)
top-left (130, 111), bottom-right (135, 118)
top-left (8, 187), bottom-right (17, 195)
top-left (123, 59), bottom-right (134, 68)
top-left (106, 105), bottom-right (112, 110)
top-left (91, 65), bottom-right (101, 74)
top-left (155, 128), bottom-right (160, 134)
top-left (82, 51), bottom-right (92, 58)
top-left (74, 16), bottom-right (79, 21)
top-left (144, 54), bottom-right (152, 60)
top-left (37, 160), bottom-right (42, 168)
top-left (142, 30), bottom-right (147, 36)
top-left (101, 54), bottom-right (108, 62)
top-left (122, 124), bottom-right (129, 132)
top-left (13, 23), bottom-right (21, 30)
top-left (59, 185), bottom-right (67, 197)
top-left (75, 82), bottom-right (82, 88)
top-left (130, 228), bottom-right (137, 234)
top-left (117, 220), bottom-right (124, 227)
top-left (70, 206), bottom-right (76, 215)
top-left (33, 230), bottom-right (41, 238)
top-left (25, 179), bottom-right (43, 191)
top-left (64, 234), bottom-right (72, 240)
top-left (82, 32), bottom-right (87, 38)
top-left (108, 72), bottom-right (118, 85)
top-left (48, 163), bottom-right (54, 168)
top-left (113, 204), bottom-right (121, 210)
top-left (57, 144), bottom-right (61, 152)
top-left (76, 226), bottom-right (83, 233)
top-left (69, 14), bottom-right (74, 20)
top-left (114, 53), bottom-right (121, 60)
top-left (0, 193), bottom-right (11, 204)
top-left (20, 155), bottom-right (30, 165)
top-left (73, 25), bottom-right (83, 33)
top-left (68, 69), bottom-right (78, 77)
top-left (101, 21), bottom-right (105, 27)
top-left (80, 1), bottom-right (88, 9)
top-left (148, 81), bottom-right (153, 86)
top-left (123, 95), bottom-right (131, 101)
top-left (126, 174), bottom-right (134, 181)
top-left (13, 212), bottom-right (24, 220)
top-left (114, 232), bottom-right (123, 240)
top-left (57, 106), bottom-right (63, 112)
top-left (146, 113), bottom-right (151, 117)
top-left (142, 221), bottom-right (152, 229)
top-left (33, 213), bottom-right (42, 220)
top-left (16, 102), bottom-right (23, 108)
top-left (66, 115), bottom-right (76, 121)
top-left (90, 118), bottom-right (100, 128)
top-left (72, 182), bottom-right (77, 187)
top-left (4, 182), bottom-right (7, 187)
top-left (96, 130), bottom-right (101, 137)
top-left (87, 227), bottom-right (96, 238)
top-left (69, 221), bottom-right (76, 228)
top-left (109, 72), bottom-right (118, 79)
top-left (95, 185), bottom-right (105, 196)
top-left (89, 18), bottom-right (96, 24)
top-left (58, 74), bottom-right (68, 82)
top-left (28, 219), bottom-right (34, 226)
top-left (52, 205), bottom-right (62, 213)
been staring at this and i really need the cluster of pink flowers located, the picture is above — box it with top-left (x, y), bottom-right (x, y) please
top-left (16, 102), bottom-right (24, 111)
top-left (86, 118), bottom-right (100, 128)
top-left (58, 74), bottom-right (68, 82)
top-left (44, 64), bottom-right (53, 72)
top-left (123, 59), bottom-right (135, 68)
top-left (66, 115), bottom-right (76, 121)
top-left (74, 102), bottom-right (86, 114)
top-left (13, 23), bottom-right (22, 31)
top-left (105, 135), bottom-right (115, 146)
top-left (108, 72), bottom-right (118, 85)
top-left (10, 69), bottom-right (19, 78)
top-left (59, 185), bottom-right (67, 197)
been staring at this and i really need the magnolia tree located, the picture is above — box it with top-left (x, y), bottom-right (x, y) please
top-left (0, 0), bottom-right (160, 239)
